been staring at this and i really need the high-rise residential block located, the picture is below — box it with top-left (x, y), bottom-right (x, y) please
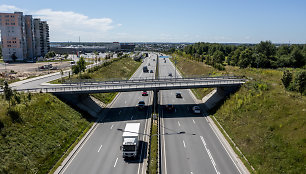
top-left (0, 12), bottom-right (50, 62)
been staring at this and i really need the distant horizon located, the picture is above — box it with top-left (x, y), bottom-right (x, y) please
top-left (49, 41), bottom-right (303, 45)
top-left (1, 0), bottom-right (306, 43)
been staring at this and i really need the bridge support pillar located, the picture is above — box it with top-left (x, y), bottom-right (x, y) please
top-left (153, 89), bottom-right (159, 114)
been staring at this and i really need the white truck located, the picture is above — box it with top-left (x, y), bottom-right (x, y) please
top-left (121, 123), bottom-right (140, 158)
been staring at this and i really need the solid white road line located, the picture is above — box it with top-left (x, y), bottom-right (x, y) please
top-left (205, 117), bottom-right (242, 174)
top-left (98, 145), bottom-right (103, 152)
top-left (61, 123), bottom-right (100, 174)
top-left (183, 140), bottom-right (186, 148)
top-left (114, 157), bottom-right (118, 168)
top-left (138, 109), bottom-right (149, 174)
top-left (193, 119), bottom-right (196, 124)
top-left (110, 124), bottom-right (114, 129)
top-left (162, 110), bottom-right (168, 174)
top-left (200, 136), bottom-right (220, 174)
top-left (178, 121), bottom-right (181, 127)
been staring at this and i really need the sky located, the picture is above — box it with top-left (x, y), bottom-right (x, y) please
top-left (0, 0), bottom-right (306, 43)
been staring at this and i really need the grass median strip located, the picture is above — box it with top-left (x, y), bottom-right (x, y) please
top-left (148, 119), bottom-right (158, 174)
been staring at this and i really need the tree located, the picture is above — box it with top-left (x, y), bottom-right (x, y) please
top-left (295, 71), bottom-right (306, 95)
top-left (281, 70), bottom-right (292, 89)
top-left (77, 57), bottom-right (86, 72)
top-left (290, 47), bottom-right (305, 68)
top-left (256, 40), bottom-right (276, 59)
top-left (230, 48), bottom-right (243, 66)
top-left (212, 50), bottom-right (225, 64)
top-left (238, 49), bottom-right (253, 68)
top-left (45, 51), bottom-right (56, 58)
top-left (3, 81), bottom-right (13, 108)
top-left (252, 53), bottom-right (270, 68)
top-left (72, 57), bottom-right (86, 75)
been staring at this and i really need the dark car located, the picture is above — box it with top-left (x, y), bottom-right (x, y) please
top-left (168, 73), bottom-right (172, 76)
top-left (137, 101), bottom-right (145, 109)
top-left (176, 92), bottom-right (182, 98)
top-left (142, 91), bottom-right (148, 96)
top-left (192, 106), bottom-right (201, 114)
top-left (165, 104), bottom-right (174, 111)
top-left (150, 70), bottom-right (154, 73)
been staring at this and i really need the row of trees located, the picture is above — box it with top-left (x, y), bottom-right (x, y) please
top-left (179, 41), bottom-right (306, 69)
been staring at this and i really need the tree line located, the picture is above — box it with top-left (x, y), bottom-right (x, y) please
top-left (172, 41), bottom-right (306, 69)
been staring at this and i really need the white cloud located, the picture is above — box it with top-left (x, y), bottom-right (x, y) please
top-left (33, 9), bottom-right (115, 41)
top-left (0, 4), bottom-right (24, 12)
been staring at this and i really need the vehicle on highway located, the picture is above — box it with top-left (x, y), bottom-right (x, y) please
top-left (164, 60), bottom-right (166, 63)
top-left (165, 104), bottom-right (174, 111)
top-left (143, 66), bottom-right (149, 73)
top-left (168, 73), bottom-right (172, 76)
top-left (192, 106), bottom-right (201, 114)
top-left (153, 59), bottom-right (155, 61)
top-left (137, 100), bottom-right (145, 109)
top-left (142, 91), bottom-right (148, 96)
top-left (148, 63), bottom-right (150, 66)
top-left (150, 70), bottom-right (154, 73)
top-left (121, 123), bottom-right (140, 158)
top-left (176, 92), bottom-right (182, 98)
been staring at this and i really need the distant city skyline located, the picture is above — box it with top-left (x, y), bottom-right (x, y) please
top-left (0, 0), bottom-right (306, 43)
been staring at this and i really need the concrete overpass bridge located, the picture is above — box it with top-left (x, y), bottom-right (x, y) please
top-left (6, 76), bottom-right (246, 94)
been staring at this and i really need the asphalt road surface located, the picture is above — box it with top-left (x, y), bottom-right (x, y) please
top-left (60, 54), bottom-right (156, 174)
top-left (159, 56), bottom-right (242, 174)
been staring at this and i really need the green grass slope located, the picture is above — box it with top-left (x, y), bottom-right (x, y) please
top-left (0, 93), bottom-right (90, 174)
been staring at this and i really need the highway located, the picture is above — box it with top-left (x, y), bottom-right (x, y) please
top-left (60, 54), bottom-right (156, 174)
top-left (159, 56), bottom-right (242, 174)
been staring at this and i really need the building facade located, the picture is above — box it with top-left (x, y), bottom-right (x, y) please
top-left (0, 12), bottom-right (50, 62)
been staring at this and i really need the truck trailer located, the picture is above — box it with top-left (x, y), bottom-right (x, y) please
top-left (121, 123), bottom-right (140, 158)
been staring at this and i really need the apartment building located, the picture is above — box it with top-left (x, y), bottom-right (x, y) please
top-left (0, 12), bottom-right (50, 62)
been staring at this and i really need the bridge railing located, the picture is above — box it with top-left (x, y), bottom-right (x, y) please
top-left (10, 79), bottom-right (246, 94)
top-left (61, 76), bottom-right (245, 85)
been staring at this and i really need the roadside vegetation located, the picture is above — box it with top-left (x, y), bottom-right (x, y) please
top-left (0, 91), bottom-right (91, 173)
top-left (167, 41), bottom-right (306, 173)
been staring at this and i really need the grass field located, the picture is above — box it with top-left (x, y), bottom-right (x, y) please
top-left (170, 54), bottom-right (306, 173)
top-left (0, 93), bottom-right (91, 174)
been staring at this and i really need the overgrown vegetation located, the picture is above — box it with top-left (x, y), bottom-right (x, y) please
top-left (281, 70), bottom-right (306, 95)
top-left (0, 92), bottom-right (90, 173)
top-left (171, 54), bottom-right (306, 173)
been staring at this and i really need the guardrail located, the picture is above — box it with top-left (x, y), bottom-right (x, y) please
top-left (8, 79), bottom-right (246, 94)
top-left (61, 76), bottom-right (245, 85)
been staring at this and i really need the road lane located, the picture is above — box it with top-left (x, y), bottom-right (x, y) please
top-left (160, 55), bottom-right (242, 174)
top-left (61, 53), bottom-right (156, 174)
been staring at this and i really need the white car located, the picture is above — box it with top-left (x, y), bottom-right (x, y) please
top-left (192, 106), bottom-right (201, 114)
